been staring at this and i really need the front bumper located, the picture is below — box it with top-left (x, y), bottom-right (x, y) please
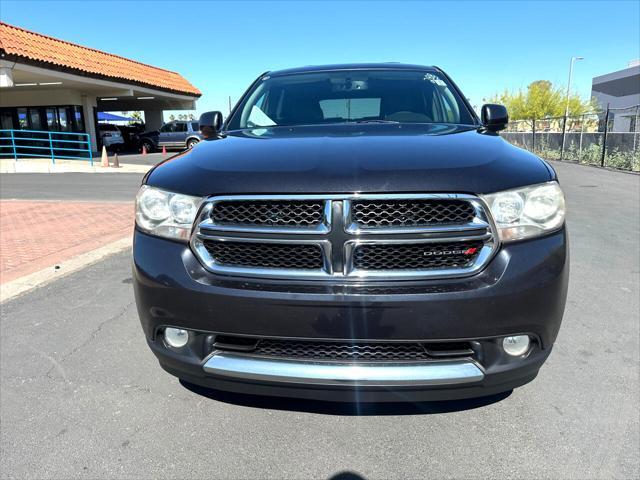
top-left (134, 227), bottom-right (568, 401)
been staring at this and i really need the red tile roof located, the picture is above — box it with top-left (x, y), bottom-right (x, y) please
top-left (0, 22), bottom-right (200, 96)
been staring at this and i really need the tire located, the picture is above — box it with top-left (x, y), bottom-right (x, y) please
top-left (141, 140), bottom-right (155, 153)
top-left (186, 138), bottom-right (199, 149)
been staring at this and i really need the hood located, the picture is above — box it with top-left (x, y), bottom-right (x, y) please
top-left (145, 124), bottom-right (553, 196)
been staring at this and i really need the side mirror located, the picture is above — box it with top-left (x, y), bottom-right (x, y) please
top-left (199, 111), bottom-right (223, 138)
top-left (481, 104), bottom-right (509, 132)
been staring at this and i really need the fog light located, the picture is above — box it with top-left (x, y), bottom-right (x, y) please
top-left (502, 335), bottom-right (530, 356)
top-left (165, 328), bottom-right (189, 348)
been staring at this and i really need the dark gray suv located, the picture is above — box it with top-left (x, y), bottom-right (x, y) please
top-left (134, 64), bottom-right (569, 402)
top-left (139, 120), bottom-right (202, 152)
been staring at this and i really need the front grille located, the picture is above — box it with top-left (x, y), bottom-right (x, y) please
top-left (211, 200), bottom-right (324, 228)
top-left (351, 199), bottom-right (475, 229)
top-left (252, 340), bottom-right (430, 361)
top-left (202, 240), bottom-right (324, 270)
top-left (353, 241), bottom-right (484, 270)
top-left (193, 194), bottom-right (496, 280)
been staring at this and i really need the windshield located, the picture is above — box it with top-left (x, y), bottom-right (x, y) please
top-left (228, 69), bottom-right (476, 130)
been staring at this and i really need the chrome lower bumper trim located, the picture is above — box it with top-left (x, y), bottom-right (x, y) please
top-left (202, 353), bottom-right (484, 386)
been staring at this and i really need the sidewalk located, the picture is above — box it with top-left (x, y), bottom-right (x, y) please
top-left (0, 200), bottom-right (134, 300)
top-left (0, 157), bottom-right (152, 174)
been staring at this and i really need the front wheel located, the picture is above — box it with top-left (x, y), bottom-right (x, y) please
top-left (186, 138), bottom-right (199, 149)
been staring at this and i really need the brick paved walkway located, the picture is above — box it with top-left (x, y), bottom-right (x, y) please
top-left (0, 200), bottom-right (133, 283)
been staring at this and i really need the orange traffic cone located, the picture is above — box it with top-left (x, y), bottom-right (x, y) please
top-left (100, 146), bottom-right (109, 167)
top-left (162, 145), bottom-right (167, 155)
top-left (112, 152), bottom-right (120, 168)
top-left (141, 144), bottom-right (147, 155)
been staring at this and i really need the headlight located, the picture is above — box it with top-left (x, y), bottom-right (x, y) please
top-left (135, 185), bottom-right (203, 241)
top-left (481, 181), bottom-right (565, 242)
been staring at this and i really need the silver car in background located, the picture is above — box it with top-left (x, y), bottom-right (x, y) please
top-left (98, 123), bottom-right (125, 151)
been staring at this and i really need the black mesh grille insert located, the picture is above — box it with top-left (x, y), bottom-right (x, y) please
top-left (352, 199), bottom-right (475, 228)
top-left (202, 240), bottom-right (324, 270)
top-left (253, 340), bottom-right (430, 361)
top-left (211, 200), bottom-right (324, 228)
top-left (353, 241), bottom-right (484, 270)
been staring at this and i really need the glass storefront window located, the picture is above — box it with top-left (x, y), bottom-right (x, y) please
top-left (73, 106), bottom-right (85, 132)
top-left (1, 105), bottom-right (86, 132)
top-left (58, 107), bottom-right (71, 131)
top-left (0, 110), bottom-right (13, 129)
top-left (17, 108), bottom-right (28, 129)
top-left (29, 108), bottom-right (43, 130)
top-left (46, 108), bottom-right (59, 131)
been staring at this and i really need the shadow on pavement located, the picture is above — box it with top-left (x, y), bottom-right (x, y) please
top-left (328, 471), bottom-right (367, 480)
top-left (179, 380), bottom-right (511, 415)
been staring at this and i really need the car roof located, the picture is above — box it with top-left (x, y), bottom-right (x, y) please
top-left (268, 63), bottom-right (439, 77)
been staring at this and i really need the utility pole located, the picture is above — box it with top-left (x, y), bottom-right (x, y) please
top-left (560, 56), bottom-right (584, 160)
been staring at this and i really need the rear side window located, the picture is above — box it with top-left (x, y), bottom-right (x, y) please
top-left (191, 122), bottom-right (199, 131)
top-left (174, 123), bottom-right (187, 132)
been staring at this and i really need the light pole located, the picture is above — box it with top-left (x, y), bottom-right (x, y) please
top-left (560, 56), bottom-right (584, 160)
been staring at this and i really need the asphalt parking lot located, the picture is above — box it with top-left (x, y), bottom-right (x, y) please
top-left (1, 161), bottom-right (638, 479)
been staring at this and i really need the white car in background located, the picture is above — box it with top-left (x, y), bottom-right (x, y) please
top-left (98, 124), bottom-right (125, 151)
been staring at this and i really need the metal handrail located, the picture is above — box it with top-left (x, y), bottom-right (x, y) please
top-left (0, 129), bottom-right (93, 165)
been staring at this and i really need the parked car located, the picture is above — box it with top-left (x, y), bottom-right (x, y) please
top-left (117, 123), bottom-right (145, 151)
top-left (133, 64), bottom-right (569, 402)
top-left (97, 123), bottom-right (124, 151)
top-left (138, 120), bottom-right (201, 152)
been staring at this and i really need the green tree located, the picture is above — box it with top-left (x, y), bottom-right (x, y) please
top-left (129, 111), bottom-right (143, 124)
top-left (492, 80), bottom-right (597, 120)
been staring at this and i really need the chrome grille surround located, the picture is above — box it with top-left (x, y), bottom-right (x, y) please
top-left (191, 194), bottom-right (499, 281)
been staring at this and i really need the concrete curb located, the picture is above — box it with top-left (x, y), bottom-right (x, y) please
top-left (0, 160), bottom-right (151, 174)
top-left (0, 236), bottom-right (132, 303)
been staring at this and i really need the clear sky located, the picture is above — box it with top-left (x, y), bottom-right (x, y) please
top-left (1, 0), bottom-right (639, 120)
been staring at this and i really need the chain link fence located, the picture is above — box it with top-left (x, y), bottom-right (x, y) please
top-left (501, 105), bottom-right (640, 172)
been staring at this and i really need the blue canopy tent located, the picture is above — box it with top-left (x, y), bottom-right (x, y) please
top-left (97, 112), bottom-right (136, 122)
